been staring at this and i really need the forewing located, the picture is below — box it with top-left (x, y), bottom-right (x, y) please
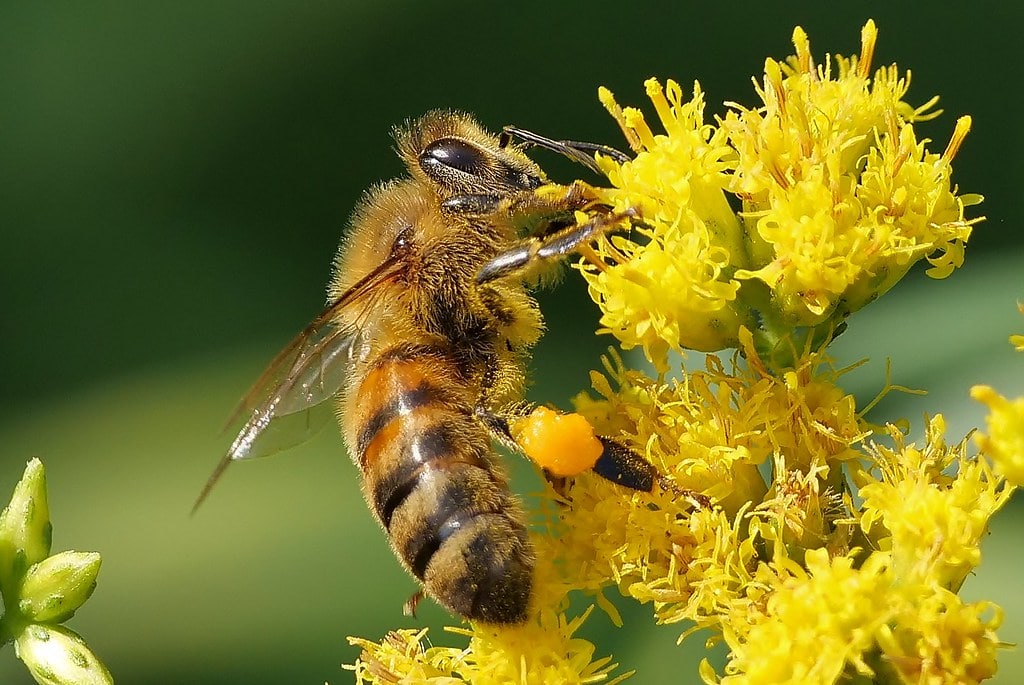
top-left (225, 321), bottom-right (358, 462)
top-left (193, 250), bottom-right (408, 513)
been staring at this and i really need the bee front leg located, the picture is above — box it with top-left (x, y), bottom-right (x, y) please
top-left (440, 193), bottom-right (504, 215)
top-left (441, 178), bottom-right (588, 222)
top-left (475, 208), bottom-right (636, 285)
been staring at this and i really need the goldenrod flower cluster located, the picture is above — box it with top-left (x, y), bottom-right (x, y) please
top-left (347, 22), bottom-right (1015, 685)
top-left (972, 305), bottom-right (1024, 487)
top-left (583, 20), bottom-right (980, 372)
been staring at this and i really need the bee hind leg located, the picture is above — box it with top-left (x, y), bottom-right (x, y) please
top-left (595, 436), bottom-right (710, 509)
top-left (402, 590), bottom-right (425, 619)
top-left (476, 406), bottom-right (708, 508)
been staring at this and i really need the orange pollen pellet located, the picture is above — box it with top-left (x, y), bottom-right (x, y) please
top-left (512, 406), bottom-right (604, 477)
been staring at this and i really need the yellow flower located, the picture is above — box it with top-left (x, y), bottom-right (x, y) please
top-left (719, 549), bottom-right (893, 685)
top-left (857, 418), bottom-right (1012, 591)
top-left (582, 79), bottom-right (743, 370)
top-left (347, 609), bottom-right (629, 685)
top-left (716, 548), bottom-right (1002, 685)
top-left (346, 536), bottom-right (630, 685)
top-left (879, 588), bottom-right (1001, 685)
top-left (582, 20), bottom-right (982, 370)
top-left (560, 339), bottom-right (864, 639)
top-left (1011, 303), bottom-right (1024, 351)
top-left (972, 385), bottom-right (1024, 487)
top-left (346, 628), bottom-right (454, 684)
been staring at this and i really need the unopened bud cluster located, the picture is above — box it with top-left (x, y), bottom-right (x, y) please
top-left (0, 459), bottom-right (111, 685)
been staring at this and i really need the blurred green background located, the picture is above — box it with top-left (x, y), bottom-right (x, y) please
top-left (1, 2), bottom-right (1022, 683)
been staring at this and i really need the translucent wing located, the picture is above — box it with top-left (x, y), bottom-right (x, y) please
top-left (192, 252), bottom-right (408, 513)
top-left (223, 321), bottom-right (358, 462)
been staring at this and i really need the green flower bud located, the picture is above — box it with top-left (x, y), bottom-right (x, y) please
top-left (14, 624), bottom-right (113, 685)
top-left (18, 551), bottom-right (102, 623)
top-left (0, 459), bottom-right (52, 592)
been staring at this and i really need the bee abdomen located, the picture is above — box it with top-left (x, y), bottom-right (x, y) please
top-left (351, 345), bottom-right (533, 624)
top-left (393, 452), bottom-right (533, 624)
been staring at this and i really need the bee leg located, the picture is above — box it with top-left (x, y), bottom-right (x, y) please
top-left (595, 437), bottom-right (710, 509)
top-left (592, 436), bottom-right (654, 491)
top-left (474, 405), bottom-right (527, 454)
top-left (402, 590), bottom-right (425, 619)
top-left (475, 208), bottom-right (636, 285)
top-left (440, 193), bottom-right (504, 215)
top-left (441, 178), bottom-right (586, 219)
top-left (476, 406), bottom-right (709, 509)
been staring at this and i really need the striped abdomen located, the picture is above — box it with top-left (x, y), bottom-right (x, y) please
top-left (348, 344), bottom-right (534, 624)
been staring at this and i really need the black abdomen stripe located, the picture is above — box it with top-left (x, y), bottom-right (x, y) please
top-left (399, 463), bottom-right (503, 581)
top-left (372, 423), bottom-right (467, 529)
top-left (408, 500), bottom-right (476, 580)
top-left (356, 381), bottom-right (449, 460)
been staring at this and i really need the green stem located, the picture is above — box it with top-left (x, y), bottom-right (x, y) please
top-left (0, 611), bottom-right (23, 648)
top-left (739, 279), bottom-right (844, 371)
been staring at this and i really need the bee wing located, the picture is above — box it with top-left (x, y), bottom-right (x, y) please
top-left (222, 319), bottom-right (358, 462)
top-left (192, 252), bottom-right (408, 513)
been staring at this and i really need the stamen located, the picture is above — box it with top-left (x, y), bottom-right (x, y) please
top-left (943, 115), bottom-right (972, 161)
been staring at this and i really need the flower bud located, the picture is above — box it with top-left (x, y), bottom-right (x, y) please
top-left (0, 459), bottom-right (52, 592)
top-left (19, 551), bottom-right (102, 623)
top-left (14, 624), bottom-right (113, 685)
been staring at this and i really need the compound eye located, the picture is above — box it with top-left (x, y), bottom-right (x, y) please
top-left (420, 138), bottom-right (488, 178)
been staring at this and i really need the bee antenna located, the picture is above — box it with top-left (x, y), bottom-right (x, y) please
top-left (501, 126), bottom-right (632, 175)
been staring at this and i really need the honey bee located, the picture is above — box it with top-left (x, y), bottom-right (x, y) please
top-left (196, 110), bottom-right (672, 624)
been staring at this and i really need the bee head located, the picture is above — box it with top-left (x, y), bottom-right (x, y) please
top-left (396, 110), bottom-right (546, 200)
